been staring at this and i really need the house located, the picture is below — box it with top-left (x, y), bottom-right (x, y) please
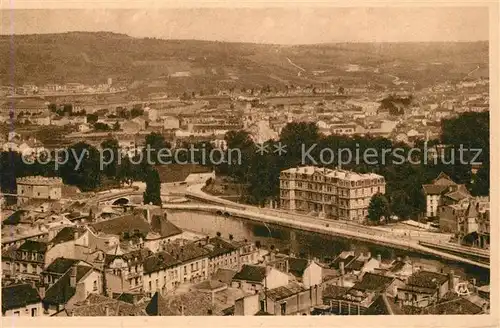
top-left (1, 240), bottom-right (47, 281)
top-left (105, 248), bottom-right (152, 292)
top-left (268, 257), bottom-right (323, 288)
top-left (142, 242), bottom-right (210, 295)
top-left (422, 172), bottom-right (470, 218)
top-left (204, 237), bottom-right (240, 275)
top-left (396, 270), bottom-right (455, 308)
top-left (41, 258), bottom-right (103, 315)
top-left (323, 272), bottom-right (404, 315)
top-left (232, 265), bottom-right (289, 293)
top-left (257, 282), bottom-right (323, 315)
top-left (2, 283), bottom-right (43, 316)
top-left (145, 290), bottom-right (226, 316)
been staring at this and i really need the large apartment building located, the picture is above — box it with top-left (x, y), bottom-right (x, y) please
top-left (279, 166), bottom-right (386, 221)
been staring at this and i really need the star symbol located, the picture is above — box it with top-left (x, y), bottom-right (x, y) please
top-left (255, 143), bottom-right (269, 155)
top-left (273, 142), bottom-right (287, 156)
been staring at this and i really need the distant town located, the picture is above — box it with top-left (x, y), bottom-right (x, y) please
top-left (0, 32), bottom-right (490, 317)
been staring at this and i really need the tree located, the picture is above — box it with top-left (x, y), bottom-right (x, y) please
top-left (59, 142), bottom-right (102, 191)
top-left (130, 107), bottom-right (144, 118)
top-left (94, 122), bottom-right (111, 131)
top-left (143, 167), bottom-right (162, 206)
top-left (368, 193), bottom-right (391, 224)
top-left (229, 234), bottom-right (234, 241)
top-left (87, 114), bottom-right (98, 124)
top-left (101, 138), bottom-right (120, 178)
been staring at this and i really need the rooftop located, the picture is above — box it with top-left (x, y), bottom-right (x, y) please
top-left (71, 294), bottom-right (146, 316)
top-left (406, 271), bottom-right (449, 289)
top-left (2, 283), bottom-right (41, 312)
top-left (265, 282), bottom-right (307, 302)
top-left (281, 166), bottom-right (384, 182)
top-left (233, 265), bottom-right (267, 283)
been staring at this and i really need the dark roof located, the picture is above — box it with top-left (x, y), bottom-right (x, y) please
top-left (163, 242), bottom-right (210, 264)
top-left (112, 293), bottom-right (143, 304)
top-left (2, 210), bottom-right (28, 226)
top-left (407, 271), bottom-right (449, 289)
top-left (143, 252), bottom-right (179, 274)
top-left (43, 265), bottom-right (93, 306)
top-left (346, 259), bottom-right (365, 271)
top-left (365, 295), bottom-right (391, 315)
top-left (2, 283), bottom-right (41, 312)
top-left (322, 285), bottom-right (349, 300)
top-left (72, 294), bottom-right (146, 316)
top-left (287, 258), bottom-right (309, 277)
top-left (91, 214), bottom-right (150, 237)
top-left (352, 272), bottom-right (395, 293)
top-left (212, 268), bottom-right (237, 284)
top-left (50, 226), bottom-right (86, 245)
top-left (150, 215), bottom-right (183, 238)
top-left (266, 283), bottom-right (307, 302)
top-left (423, 298), bottom-right (483, 315)
top-left (390, 260), bottom-right (406, 273)
top-left (45, 258), bottom-right (79, 274)
top-left (233, 265), bottom-right (267, 283)
top-left (204, 237), bottom-right (237, 258)
top-left (330, 255), bottom-right (355, 269)
top-left (18, 240), bottom-right (48, 253)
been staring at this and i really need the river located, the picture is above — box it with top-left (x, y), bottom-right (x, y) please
top-left (166, 209), bottom-right (490, 285)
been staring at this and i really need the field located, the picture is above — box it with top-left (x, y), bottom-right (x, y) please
top-left (0, 32), bottom-right (489, 94)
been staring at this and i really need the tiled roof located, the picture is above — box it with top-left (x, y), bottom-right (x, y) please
top-left (146, 291), bottom-right (223, 316)
top-left (45, 258), bottom-right (80, 274)
top-left (2, 210), bottom-right (28, 226)
top-left (18, 240), bottom-right (48, 253)
top-left (150, 216), bottom-right (183, 239)
top-left (195, 280), bottom-right (227, 291)
top-left (112, 292), bottom-right (144, 305)
top-left (322, 285), bottom-right (349, 300)
top-left (204, 237), bottom-right (237, 258)
top-left (390, 260), bottom-right (406, 273)
top-left (105, 248), bottom-right (152, 267)
top-left (329, 255), bottom-right (355, 269)
top-left (2, 283), bottom-right (41, 312)
top-left (407, 271), bottom-right (449, 289)
top-left (143, 252), bottom-right (179, 274)
top-left (163, 242), bottom-right (210, 264)
top-left (287, 258), bottom-right (309, 277)
top-left (233, 265), bottom-right (267, 282)
top-left (50, 226), bottom-right (86, 245)
top-left (71, 294), bottom-right (146, 316)
top-left (346, 259), bottom-right (365, 271)
top-left (91, 214), bottom-right (150, 238)
top-left (266, 282), bottom-right (307, 302)
top-left (352, 272), bottom-right (395, 293)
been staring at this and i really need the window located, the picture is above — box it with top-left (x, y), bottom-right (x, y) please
top-left (155, 279), bottom-right (159, 289)
top-left (260, 300), bottom-right (266, 312)
top-left (31, 308), bottom-right (37, 316)
top-left (184, 266), bottom-right (187, 275)
top-left (148, 281), bottom-right (152, 291)
top-left (190, 263), bottom-right (194, 271)
top-left (93, 280), bottom-right (98, 291)
top-left (13, 311), bottom-right (20, 316)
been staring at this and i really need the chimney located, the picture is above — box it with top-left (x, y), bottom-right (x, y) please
top-left (448, 270), bottom-right (455, 291)
top-left (104, 305), bottom-right (110, 316)
top-left (70, 266), bottom-right (77, 287)
top-left (339, 261), bottom-right (345, 276)
top-left (285, 259), bottom-right (289, 273)
top-left (396, 257), bottom-right (402, 262)
top-left (376, 254), bottom-right (382, 263)
top-left (74, 230), bottom-right (78, 240)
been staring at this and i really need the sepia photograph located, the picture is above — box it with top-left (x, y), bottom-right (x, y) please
top-left (0, 1), bottom-right (497, 324)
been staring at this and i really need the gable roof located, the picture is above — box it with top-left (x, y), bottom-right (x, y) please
top-left (287, 258), bottom-right (310, 277)
top-left (18, 240), bottom-right (48, 253)
top-left (232, 265), bottom-right (267, 282)
top-left (212, 268), bottom-right (237, 284)
top-left (45, 258), bottom-right (80, 274)
top-left (150, 215), bottom-right (183, 239)
top-left (2, 283), bottom-right (41, 312)
top-left (143, 251), bottom-right (179, 274)
top-left (2, 210), bottom-right (28, 226)
top-left (204, 237), bottom-right (237, 258)
top-left (266, 282), bottom-right (307, 302)
top-left (422, 184), bottom-right (449, 195)
top-left (433, 172), bottom-right (456, 185)
top-left (406, 271), bottom-right (449, 289)
top-left (43, 265), bottom-right (93, 306)
top-left (50, 226), bottom-right (86, 245)
top-left (352, 272), bottom-right (395, 293)
top-left (91, 214), bottom-right (150, 237)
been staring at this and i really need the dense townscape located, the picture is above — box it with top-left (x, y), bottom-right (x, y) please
top-left (0, 26), bottom-right (491, 317)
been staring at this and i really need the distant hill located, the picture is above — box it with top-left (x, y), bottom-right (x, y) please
top-left (0, 32), bottom-right (489, 93)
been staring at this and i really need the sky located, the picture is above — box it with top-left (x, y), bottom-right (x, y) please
top-left (0, 7), bottom-right (490, 44)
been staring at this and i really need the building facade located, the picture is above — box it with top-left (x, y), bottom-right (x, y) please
top-left (280, 166), bottom-right (386, 221)
top-left (16, 176), bottom-right (63, 205)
